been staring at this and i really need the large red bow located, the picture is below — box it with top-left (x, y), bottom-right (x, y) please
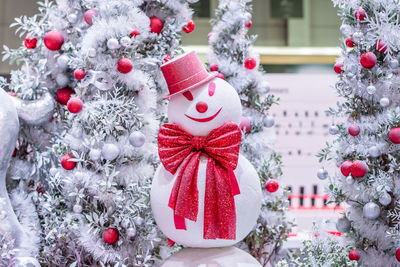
top-left (158, 122), bottom-right (242, 240)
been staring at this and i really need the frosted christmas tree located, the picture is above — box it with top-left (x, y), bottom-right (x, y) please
top-left (317, 0), bottom-right (400, 266)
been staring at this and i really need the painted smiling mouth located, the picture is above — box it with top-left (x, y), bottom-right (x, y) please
top-left (185, 107), bottom-right (223, 122)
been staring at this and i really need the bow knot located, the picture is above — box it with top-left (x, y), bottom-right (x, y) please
top-left (191, 136), bottom-right (206, 151)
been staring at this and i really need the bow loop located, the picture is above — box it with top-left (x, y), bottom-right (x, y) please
top-left (191, 136), bottom-right (207, 151)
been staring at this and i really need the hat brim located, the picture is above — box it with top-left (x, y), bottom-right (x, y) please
top-left (163, 72), bottom-right (219, 100)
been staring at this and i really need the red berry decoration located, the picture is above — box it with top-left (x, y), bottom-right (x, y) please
top-left (360, 52), bottom-right (377, 68)
top-left (117, 58), bottom-right (133, 74)
top-left (12, 148), bottom-right (17, 158)
top-left (61, 154), bottom-right (76, 170)
top-left (182, 20), bottom-right (195, 33)
top-left (240, 117), bottom-right (251, 134)
top-left (376, 40), bottom-right (387, 53)
top-left (24, 36), bottom-right (37, 49)
top-left (334, 63), bottom-right (344, 74)
top-left (345, 37), bottom-right (354, 48)
top-left (265, 179), bottom-right (279, 193)
top-left (340, 160), bottom-right (353, 177)
top-left (354, 8), bottom-right (366, 21)
top-left (348, 124), bottom-right (360, 136)
top-left (350, 160), bottom-right (368, 178)
top-left (396, 248), bottom-right (400, 262)
top-left (44, 31), bottom-right (64, 51)
top-left (349, 250), bottom-right (360, 261)
top-left (74, 68), bottom-right (86, 80)
top-left (163, 54), bottom-right (172, 63)
top-left (130, 29), bottom-right (140, 37)
top-left (84, 10), bottom-right (98, 25)
top-left (103, 228), bottom-right (119, 245)
top-left (245, 20), bottom-right (252, 28)
top-left (244, 57), bottom-right (257, 70)
top-left (56, 87), bottom-right (75, 105)
top-left (217, 73), bottom-right (225, 80)
top-left (208, 33), bottom-right (212, 39)
top-left (67, 98), bottom-right (83, 114)
top-left (150, 16), bottom-right (164, 34)
top-left (209, 64), bottom-right (219, 72)
top-left (389, 127), bottom-right (400, 144)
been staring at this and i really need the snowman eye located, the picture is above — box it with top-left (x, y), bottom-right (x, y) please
top-left (208, 82), bottom-right (216, 96)
top-left (183, 91), bottom-right (193, 101)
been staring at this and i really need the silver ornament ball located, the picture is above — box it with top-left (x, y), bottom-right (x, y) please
top-left (56, 73), bottom-right (69, 87)
top-left (67, 13), bottom-right (78, 24)
top-left (129, 131), bottom-right (146, 147)
top-left (127, 227), bottom-right (136, 238)
top-left (368, 146), bottom-right (380, 157)
top-left (366, 85), bottom-right (376, 95)
top-left (263, 115), bottom-right (275, 128)
top-left (57, 55), bottom-right (70, 71)
top-left (134, 217), bottom-right (144, 226)
top-left (107, 38), bottom-right (120, 50)
top-left (317, 168), bottom-right (328, 180)
top-left (88, 48), bottom-right (97, 58)
top-left (329, 125), bottom-right (339, 135)
top-left (363, 202), bottom-right (380, 220)
top-left (352, 31), bottom-right (363, 42)
top-left (89, 149), bottom-right (101, 161)
top-left (380, 97), bottom-right (390, 107)
top-left (390, 59), bottom-right (399, 69)
top-left (379, 192), bottom-right (392, 206)
top-left (120, 36), bottom-right (132, 47)
top-left (73, 204), bottom-right (83, 213)
top-left (336, 217), bottom-right (351, 233)
top-left (102, 144), bottom-right (120, 161)
top-left (346, 176), bottom-right (355, 185)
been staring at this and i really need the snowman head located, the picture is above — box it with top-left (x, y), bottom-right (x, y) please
top-left (161, 51), bottom-right (242, 137)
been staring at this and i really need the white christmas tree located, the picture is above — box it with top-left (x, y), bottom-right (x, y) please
top-left (317, 0), bottom-right (400, 266)
top-left (208, 0), bottom-right (293, 265)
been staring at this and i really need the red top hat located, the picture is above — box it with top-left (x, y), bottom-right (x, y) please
top-left (161, 51), bottom-right (217, 99)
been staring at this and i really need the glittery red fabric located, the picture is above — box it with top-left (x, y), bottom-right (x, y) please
top-left (158, 122), bottom-right (242, 240)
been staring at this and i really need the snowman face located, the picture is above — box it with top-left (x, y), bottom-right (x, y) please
top-left (168, 78), bottom-right (242, 137)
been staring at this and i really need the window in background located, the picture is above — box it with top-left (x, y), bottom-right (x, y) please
top-left (190, 0), bottom-right (211, 18)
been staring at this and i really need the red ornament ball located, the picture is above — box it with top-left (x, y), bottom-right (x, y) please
top-left (348, 124), bottom-right (360, 136)
top-left (334, 63), bottom-right (344, 74)
top-left (340, 160), bottom-right (353, 177)
top-left (396, 248), bottom-right (400, 262)
top-left (244, 57), bottom-right (257, 70)
top-left (389, 127), bottom-right (400, 144)
top-left (265, 179), bottom-right (279, 193)
top-left (350, 160), bottom-right (368, 178)
top-left (130, 29), bottom-right (140, 37)
top-left (67, 98), bottom-right (83, 114)
top-left (74, 68), bottom-right (86, 80)
top-left (61, 154), bottom-right (76, 170)
top-left (56, 87), bottom-right (75, 105)
top-left (103, 228), bottom-right (119, 245)
top-left (354, 8), bottom-right (366, 21)
top-left (163, 54), bottom-right (172, 63)
top-left (84, 10), bottom-right (98, 25)
top-left (376, 40), bottom-right (387, 53)
top-left (349, 250), bottom-right (360, 261)
top-left (240, 117), bottom-right (251, 134)
top-left (117, 58), bottom-right (133, 74)
top-left (24, 36), bottom-right (37, 49)
top-left (12, 148), bottom-right (17, 158)
top-left (150, 16), bottom-right (164, 34)
top-left (345, 37), bottom-right (354, 48)
top-left (245, 20), bottom-right (252, 28)
top-left (217, 73), bottom-right (225, 80)
top-left (209, 64), bottom-right (219, 72)
top-left (360, 52), bottom-right (377, 68)
top-left (208, 33), bottom-right (212, 40)
top-left (182, 20), bottom-right (195, 33)
top-left (44, 31), bottom-right (64, 51)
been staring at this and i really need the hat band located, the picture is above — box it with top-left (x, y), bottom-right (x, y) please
top-left (168, 69), bottom-right (211, 95)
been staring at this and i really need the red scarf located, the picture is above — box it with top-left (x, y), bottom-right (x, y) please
top-left (158, 122), bottom-right (242, 240)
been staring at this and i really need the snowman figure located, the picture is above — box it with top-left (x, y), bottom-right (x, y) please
top-left (151, 51), bottom-right (262, 248)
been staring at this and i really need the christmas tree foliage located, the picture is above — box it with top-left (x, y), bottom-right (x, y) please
top-left (317, 0), bottom-right (400, 266)
top-left (208, 0), bottom-right (293, 265)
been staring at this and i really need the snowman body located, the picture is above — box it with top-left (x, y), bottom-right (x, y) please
top-left (151, 77), bottom-right (262, 247)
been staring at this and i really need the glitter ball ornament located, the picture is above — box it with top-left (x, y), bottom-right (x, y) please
top-left (340, 160), bottom-right (352, 176)
top-left (44, 31), bottom-right (64, 51)
top-left (117, 58), bottom-right (133, 74)
top-left (348, 124), bottom-right (360, 136)
top-left (57, 55), bottom-right (69, 70)
top-left (366, 85), bottom-right (376, 95)
top-left (56, 73), bottom-right (69, 87)
top-left (120, 36), bottom-right (131, 47)
top-left (134, 217), bottom-right (144, 226)
top-left (354, 8), bottom-right (366, 20)
top-left (389, 128), bottom-right (400, 144)
top-left (245, 20), bottom-right (252, 28)
top-left (217, 73), bottom-right (225, 80)
top-left (363, 202), bottom-right (380, 219)
top-left (209, 64), bottom-right (219, 72)
top-left (352, 31), bottom-right (363, 42)
top-left (84, 10), bottom-right (98, 25)
top-left (67, 98), bottom-right (83, 114)
top-left (240, 117), bottom-right (251, 134)
top-left (103, 228), bottom-right (119, 244)
top-left (24, 36), bottom-right (37, 49)
top-left (73, 204), bottom-right (82, 213)
top-left (376, 40), bottom-right (387, 53)
top-left (89, 149), bottom-right (101, 161)
top-left (263, 115), bottom-right (275, 128)
top-left (130, 29), bottom-right (140, 37)
top-left (74, 68), bottom-right (86, 80)
top-left (345, 37), bottom-right (354, 47)
top-left (350, 160), bottom-right (367, 178)
top-left (349, 250), bottom-right (360, 261)
top-left (346, 176), bottom-right (355, 184)
top-left (329, 125), bottom-right (339, 135)
top-left (265, 179), bottom-right (279, 193)
top-left (317, 168), bottom-right (328, 180)
top-left (334, 63), bottom-right (344, 74)
top-left (368, 146), bottom-right (380, 157)
top-left (127, 227), bottom-right (136, 238)
top-left (379, 192), bottom-right (392, 206)
top-left (56, 87), bottom-right (75, 105)
top-left (61, 154), bottom-right (76, 170)
top-left (107, 38), bottom-right (120, 50)
top-left (336, 217), bottom-right (351, 233)
top-left (182, 20), bottom-right (195, 33)
top-left (102, 144), bottom-right (120, 161)
top-left (380, 97), bottom-right (390, 107)
top-left (150, 16), bottom-right (164, 34)
top-left (88, 48), bottom-right (96, 58)
top-left (244, 57), bottom-right (257, 70)
top-left (129, 131), bottom-right (146, 147)
top-left (396, 248), bottom-right (400, 262)
top-left (360, 52), bottom-right (377, 68)
top-left (389, 59), bottom-right (399, 69)
top-left (67, 13), bottom-right (78, 24)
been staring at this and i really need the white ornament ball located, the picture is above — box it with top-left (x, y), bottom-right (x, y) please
top-left (73, 204), bottom-right (83, 213)
top-left (102, 144), bottom-right (120, 161)
top-left (56, 73), bottom-right (69, 87)
top-left (129, 131), bottom-right (146, 147)
top-left (346, 176), bottom-right (355, 185)
top-left (340, 24), bottom-right (352, 36)
top-left (380, 97), bottom-right (390, 107)
top-left (389, 59), bottom-right (399, 69)
top-left (134, 217), bottom-right (144, 226)
top-left (366, 85), bottom-right (376, 95)
top-left (317, 168), bottom-right (328, 180)
top-left (127, 227), bottom-right (136, 238)
top-left (329, 125), bottom-right (339, 135)
top-left (363, 202), bottom-right (380, 220)
top-left (263, 115), bottom-right (275, 128)
top-left (336, 217), bottom-right (351, 233)
top-left (107, 38), bottom-right (120, 50)
top-left (120, 36), bottom-right (132, 47)
top-left (89, 149), bottom-right (101, 161)
top-left (379, 192), bottom-right (392, 206)
top-left (67, 13), bottom-right (78, 24)
top-left (368, 146), bottom-right (380, 157)
top-left (352, 31), bottom-right (363, 42)
top-left (88, 48), bottom-right (97, 58)
top-left (57, 55), bottom-right (70, 71)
